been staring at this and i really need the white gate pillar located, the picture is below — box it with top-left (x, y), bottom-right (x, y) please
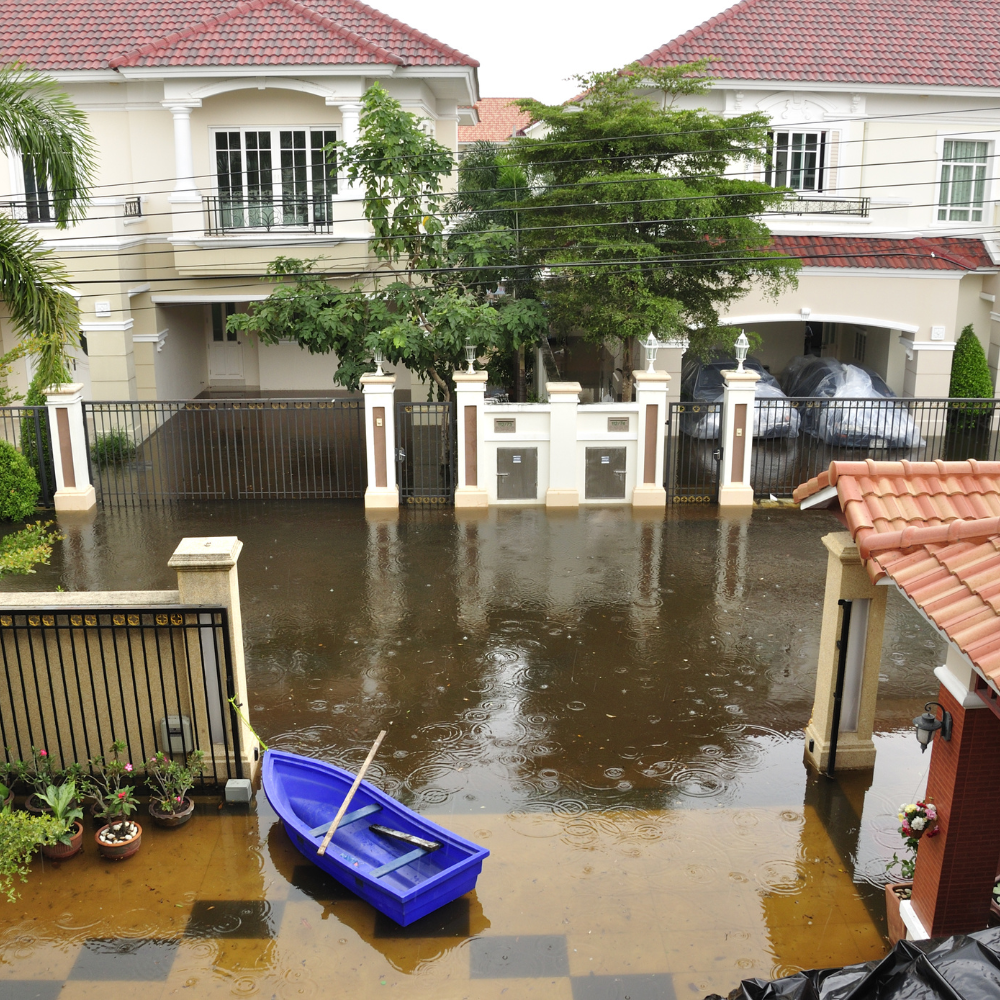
top-left (632, 369), bottom-right (670, 507)
top-left (454, 371), bottom-right (488, 508)
top-left (545, 381), bottom-right (581, 508)
top-left (361, 374), bottom-right (398, 509)
top-left (718, 368), bottom-right (760, 507)
top-left (44, 382), bottom-right (96, 512)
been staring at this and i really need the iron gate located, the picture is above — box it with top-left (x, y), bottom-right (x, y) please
top-left (84, 399), bottom-right (366, 506)
top-left (395, 401), bottom-right (455, 504)
top-left (664, 401), bottom-right (721, 503)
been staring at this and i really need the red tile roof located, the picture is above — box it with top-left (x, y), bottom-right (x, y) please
top-left (771, 236), bottom-right (998, 272)
top-left (2, 0), bottom-right (477, 71)
top-left (458, 98), bottom-right (533, 144)
top-left (794, 460), bottom-right (1000, 681)
top-left (638, 0), bottom-right (1000, 90)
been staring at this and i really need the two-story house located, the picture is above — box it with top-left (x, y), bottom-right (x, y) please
top-left (0, 0), bottom-right (479, 401)
top-left (636, 0), bottom-right (1000, 399)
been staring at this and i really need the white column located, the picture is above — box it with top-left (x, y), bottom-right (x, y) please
top-left (361, 373), bottom-right (398, 509)
top-left (545, 381), bottom-right (581, 508)
top-left (718, 368), bottom-right (760, 507)
top-left (454, 371), bottom-right (488, 508)
top-left (632, 369), bottom-right (670, 507)
top-left (165, 103), bottom-right (202, 203)
top-left (334, 101), bottom-right (363, 198)
top-left (44, 382), bottom-right (96, 512)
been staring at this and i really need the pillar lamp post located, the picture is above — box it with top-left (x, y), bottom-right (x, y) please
top-left (373, 349), bottom-right (385, 377)
top-left (464, 339), bottom-right (477, 374)
top-left (644, 333), bottom-right (660, 373)
top-left (734, 331), bottom-right (750, 371)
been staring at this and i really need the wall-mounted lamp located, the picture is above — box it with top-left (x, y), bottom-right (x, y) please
top-left (644, 332), bottom-right (660, 373)
top-left (734, 331), bottom-right (750, 372)
top-left (373, 349), bottom-right (385, 376)
top-left (913, 701), bottom-right (952, 753)
top-left (464, 339), bottom-right (477, 374)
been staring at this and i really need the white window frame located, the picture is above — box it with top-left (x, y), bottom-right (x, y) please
top-left (934, 133), bottom-right (996, 226)
top-left (209, 125), bottom-right (339, 230)
top-left (765, 130), bottom-right (829, 193)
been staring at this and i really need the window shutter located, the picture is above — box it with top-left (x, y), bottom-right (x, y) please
top-left (825, 130), bottom-right (840, 193)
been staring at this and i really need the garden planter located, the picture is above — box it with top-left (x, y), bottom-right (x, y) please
top-left (95, 821), bottom-right (142, 861)
top-left (24, 793), bottom-right (52, 815)
top-left (41, 820), bottom-right (84, 860)
top-left (149, 796), bottom-right (195, 828)
top-left (885, 881), bottom-right (912, 946)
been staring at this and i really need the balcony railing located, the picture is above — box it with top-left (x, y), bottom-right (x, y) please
top-left (778, 195), bottom-right (870, 217)
top-left (204, 195), bottom-right (335, 236)
top-left (2, 198), bottom-right (54, 223)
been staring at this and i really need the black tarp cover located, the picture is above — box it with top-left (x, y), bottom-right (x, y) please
top-left (709, 927), bottom-right (1000, 1000)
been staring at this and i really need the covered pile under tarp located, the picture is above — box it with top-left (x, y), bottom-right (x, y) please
top-left (709, 927), bottom-right (1000, 1000)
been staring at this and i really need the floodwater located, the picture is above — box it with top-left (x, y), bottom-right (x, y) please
top-left (0, 504), bottom-right (946, 998)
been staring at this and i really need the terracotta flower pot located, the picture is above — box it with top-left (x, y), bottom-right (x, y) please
top-left (41, 820), bottom-right (84, 860)
top-left (24, 793), bottom-right (52, 815)
top-left (95, 821), bottom-right (142, 861)
top-left (885, 881), bottom-right (912, 946)
top-left (149, 796), bottom-right (195, 828)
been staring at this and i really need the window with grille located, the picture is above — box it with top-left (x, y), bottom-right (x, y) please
top-left (765, 131), bottom-right (827, 192)
top-left (21, 154), bottom-right (53, 223)
top-left (938, 140), bottom-right (988, 222)
top-left (213, 128), bottom-right (337, 228)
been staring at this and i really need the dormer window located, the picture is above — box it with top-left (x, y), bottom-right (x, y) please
top-left (938, 140), bottom-right (987, 222)
top-left (765, 131), bottom-right (827, 192)
top-left (212, 128), bottom-right (337, 230)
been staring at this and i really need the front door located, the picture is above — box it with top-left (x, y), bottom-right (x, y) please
top-left (207, 303), bottom-right (244, 381)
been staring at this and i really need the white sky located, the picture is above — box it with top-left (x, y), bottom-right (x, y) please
top-left (369, 0), bottom-right (737, 104)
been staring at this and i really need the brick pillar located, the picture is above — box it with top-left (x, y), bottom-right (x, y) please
top-left (910, 684), bottom-right (1000, 937)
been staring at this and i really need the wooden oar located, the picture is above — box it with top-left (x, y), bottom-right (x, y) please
top-left (317, 730), bottom-right (387, 856)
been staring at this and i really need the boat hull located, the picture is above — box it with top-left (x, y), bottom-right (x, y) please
top-left (262, 750), bottom-right (488, 926)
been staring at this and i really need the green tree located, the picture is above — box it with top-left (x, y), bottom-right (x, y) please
top-left (0, 64), bottom-right (95, 385)
top-left (231, 86), bottom-right (547, 400)
top-left (947, 323), bottom-right (995, 441)
top-left (509, 61), bottom-right (799, 400)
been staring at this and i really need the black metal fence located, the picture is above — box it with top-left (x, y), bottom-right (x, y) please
top-left (750, 396), bottom-right (1000, 498)
top-left (664, 401), bottom-right (722, 503)
top-left (0, 607), bottom-right (243, 785)
top-left (0, 405), bottom-right (54, 506)
top-left (84, 399), bottom-right (366, 506)
top-left (395, 401), bottom-right (455, 504)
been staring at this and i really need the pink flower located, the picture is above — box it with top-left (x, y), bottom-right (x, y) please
top-left (175, 796), bottom-right (183, 802)
top-left (927, 827), bottom-right (940, 838)
top-left (39, 750), bottom-right (47, 757)
top-left (117, 791), bottom-right (126, 799)
top-left (124, 764), bottom-right (133, 772)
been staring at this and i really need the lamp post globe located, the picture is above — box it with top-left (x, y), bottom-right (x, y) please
top-left (644, 333), bottom-right (660, 374)
top-left (464, 339), bottom-right (477, 374)
top-left (734, 331), bottom-right (750, 372)
top-left (913, 705), bottom-right (943, 753)
top-left (373, 349), bottom-right (385, 377)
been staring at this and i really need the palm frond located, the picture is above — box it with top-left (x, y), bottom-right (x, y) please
top-left (0, 64), bottom-right (95, 225)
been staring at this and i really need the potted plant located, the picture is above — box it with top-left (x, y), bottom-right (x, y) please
top-left (0, 808), bottom-right (63, 901)
top-left (19, 748), bottom-right (81, 814)
top-left (885, 799), bottom-right (939, 945)
top-left (0, 760), bottom-right (17, 809)
top-left (84, 741), bottom-right (142, 860)
top-left (37, 780), bottom-right (84, 860)
top-left (146, 750), bottom-right (205, 828)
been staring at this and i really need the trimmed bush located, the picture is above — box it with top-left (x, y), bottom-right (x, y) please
top-left (949, 324), bottom-right (993, 399)
top-left (19, 373), bottom-right (54, 497)
top-left (0, 441), bottom-right (39, 521)
top-left (90, 430), bottom-right (135, 468)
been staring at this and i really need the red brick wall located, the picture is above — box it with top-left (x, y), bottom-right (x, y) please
top-left (911, 685), bottom-right (1000, 937)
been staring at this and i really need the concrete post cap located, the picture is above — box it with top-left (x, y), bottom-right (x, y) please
top-left (44, 382), bottom-right (84, 399)
top-left (720, 369), bottom-right (761, 384)
top-left (632, 370), bottom-right (672, 383)
top-left (453, 371), bottom-right (489, 385)
top-left (168, 536), bottom-right (243, 569)
top-left (546, 382), bottom-right (583, 396)
top-left (360, 374), bottom-right (396, 388)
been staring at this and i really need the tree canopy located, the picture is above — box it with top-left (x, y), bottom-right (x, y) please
top-left (230, 84), bottom-right (547, 399)
top-left (508, 61), bottom-right (799, 398)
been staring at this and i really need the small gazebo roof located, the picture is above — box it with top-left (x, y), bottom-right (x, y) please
top-left (794, 459), bottom-right (1000, 682)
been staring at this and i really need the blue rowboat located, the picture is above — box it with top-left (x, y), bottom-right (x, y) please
top-left (262, 749), bottom-right (489, 926)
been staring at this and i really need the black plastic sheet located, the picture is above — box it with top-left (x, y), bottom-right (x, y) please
top-left (707, 927), bottom-right (1000, 1000)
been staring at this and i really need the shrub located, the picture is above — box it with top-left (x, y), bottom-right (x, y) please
top-left (0, 521), bottom-right (61, 578)
top-left (0, 440), bottom-right (39, 521)
top-left (19, 373), bottom-right (54, 496)
top-left (90, 430), bottom-right (135, 468)
top-left (948, 324), bottom-right (995, 433)
top-left (0, 809), bottom-right (63, 902)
